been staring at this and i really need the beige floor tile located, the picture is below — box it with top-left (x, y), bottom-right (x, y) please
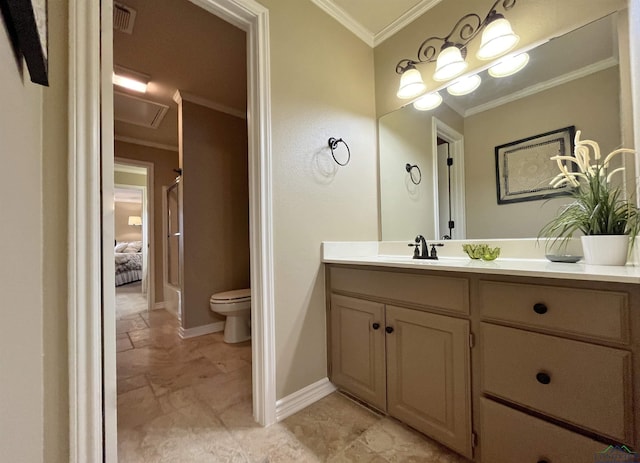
top-left (328, 440), bottom-right (390, 463)
top-left (146, 356), bottom-right (223, 396)
top-left (281, 393), bottom-right (382, 460)
top-left (117, 345), bottom-right (175, 379)
top-left (116, 316), bottom-right (149, 335)
top-left (358, 418), bottom-right (470, 463)
top-left (193, 365), bottom-right (252, 413)
top-left (116, 333), bottom-right (134, 352)
top-left (117, 385), bottom-right (164, 430)
top-left (137, 403), bottom-right (250, 463)
top-left (117, 374), bottom-right (149, 395)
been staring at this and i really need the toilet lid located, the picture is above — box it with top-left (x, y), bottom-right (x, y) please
top-left (210, 288), bottom-right (251, 303)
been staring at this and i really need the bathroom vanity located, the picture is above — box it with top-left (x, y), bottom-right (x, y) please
top-left (323, 242), bottom-right (640, 462)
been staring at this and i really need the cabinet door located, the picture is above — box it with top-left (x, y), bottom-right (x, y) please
top-left (386, 305), bottom-right (472, 458)
top-left (330, 294), bottom-right (386, 410)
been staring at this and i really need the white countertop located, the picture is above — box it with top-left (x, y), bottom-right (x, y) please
top-left (322, 241), bottom-right (640, 284)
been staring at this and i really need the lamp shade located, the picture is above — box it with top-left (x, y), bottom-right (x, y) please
top-left (447, 74), bottom-right (482, 96)
top-left (488, 53), bottom-right (529, 78)
top-left (476, 17), bottom-right (519, 60)
top-left (413, 92), bottom-right (443, 111)
top-left (433, 46), bottom-right (468, 82)
top-left (397, 68), bottom-right (427, 99)
top-left (128, 216), bottom-right (142, 226)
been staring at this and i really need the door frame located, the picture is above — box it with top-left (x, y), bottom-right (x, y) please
top-left (68, 0), bottom-right (275, 461)
top-left (431, 118), bottom-right (466, 240)
top-left (114, 158), bottom-right (155, 310)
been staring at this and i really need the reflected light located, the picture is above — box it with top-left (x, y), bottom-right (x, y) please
top-left (488, 53), bottom-right (530, 78)
top-left (413, 92), bottom-right (443, 111)
top-left (447, 74), bottom-right (482, 96)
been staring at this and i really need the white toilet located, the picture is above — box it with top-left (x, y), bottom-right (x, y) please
top-left (209, 288), bottom-right (251, 343)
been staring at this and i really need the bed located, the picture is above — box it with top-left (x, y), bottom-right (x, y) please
top-left (115, 241), bottom-right (143, 286)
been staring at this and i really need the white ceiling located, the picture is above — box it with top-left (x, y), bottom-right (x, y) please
top-left (310, 0), bottom-right (442, 46)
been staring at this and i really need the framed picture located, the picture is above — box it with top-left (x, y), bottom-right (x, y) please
top-left (495, 126), bottom-right (576, 204)
top-left (2, 0), bottom-right (48, 86)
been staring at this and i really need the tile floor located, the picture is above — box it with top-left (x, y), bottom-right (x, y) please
top-left (116, 300), bottom-right (470, 462)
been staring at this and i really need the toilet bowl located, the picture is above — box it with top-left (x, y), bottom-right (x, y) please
top-left (209, 288), bottom-right (251, 343)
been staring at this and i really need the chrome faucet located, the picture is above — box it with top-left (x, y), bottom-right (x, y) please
top-left (408, 235), bottom-right (444, 260)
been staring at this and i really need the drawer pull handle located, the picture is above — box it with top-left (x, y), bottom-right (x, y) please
top-left (533, 303), bottom-right (548, 314)
top-left (536, 372), bottom-right (551, 385)
top-left (385, 326), bottom-right (394, 334)
top-left (372, 323), bottom-right (380, 330)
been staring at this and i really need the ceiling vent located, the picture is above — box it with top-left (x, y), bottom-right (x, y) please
top-left (114, 2), bottom-right (137, 34)
top-left (114, 91), bottom-right (169, 129)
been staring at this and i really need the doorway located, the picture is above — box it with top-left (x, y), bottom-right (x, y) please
top-left (432, 118), bottom-right (467, 240)
top-left (67, 0), bottom-right (275, 460)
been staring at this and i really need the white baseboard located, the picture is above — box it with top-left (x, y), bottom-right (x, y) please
top-left (275, 377), bottom-right (337, 422)
top-left (153, 302), bottom-right (166, 310)
top-left (178, 321), bottom-right (225, 339)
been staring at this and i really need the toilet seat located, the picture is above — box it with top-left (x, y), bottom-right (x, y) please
top-left (210, 288), bottom-right (251, 304)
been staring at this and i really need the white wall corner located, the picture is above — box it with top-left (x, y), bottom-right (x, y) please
top-left (275, 378), bottom-right (337, 422)
top-left (178, 321), bottom-right (225, 339)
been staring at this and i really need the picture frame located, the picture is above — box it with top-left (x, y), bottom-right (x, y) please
top-left (2, 0), bottom-right (48, 86)
top-left (495, 126), bottom-right (576, 204)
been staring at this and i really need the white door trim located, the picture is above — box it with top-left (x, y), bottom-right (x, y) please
top-left (432, 118), bottom-right (467, 240)
top-left (68, 0), bottom-right (275, 461)
top-left (115, 157), bottom-right (156, 311)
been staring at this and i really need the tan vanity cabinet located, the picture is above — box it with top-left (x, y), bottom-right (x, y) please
top-left (330, 294), bottom-right (386, 410)
top-left (386, 305), bottom-right (472, 457)
top-left (327, 266), bottom-right (473, 458)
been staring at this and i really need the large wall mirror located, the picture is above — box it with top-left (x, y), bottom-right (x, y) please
top-left (379, 13), bottom-right (630, 241)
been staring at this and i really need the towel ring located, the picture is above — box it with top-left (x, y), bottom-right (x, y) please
top-left (328, 137), bottom-right (351, 166)
top-left (406, 163), bottom-right (421, 185)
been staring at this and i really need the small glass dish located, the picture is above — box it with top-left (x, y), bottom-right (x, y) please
top-left (462, 244), bottom-right (501, 261)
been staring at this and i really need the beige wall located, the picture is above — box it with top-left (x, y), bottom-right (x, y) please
top-left (374, 0), bottom-right (626, 117)
top-left (464, 67), bottom-right (621, 238)
top-left (258, 0), bottom-right (379, 399)
top-left (179, 101), bottom-right (250, 329)
top-left (115, 201), bottom-right (143, 242)
top-left (115, 141), bottom-right (179, 304)
top-left (115, 171), bottom-right (146, 187)
top-left (0, 0), bottom-right (68, 461)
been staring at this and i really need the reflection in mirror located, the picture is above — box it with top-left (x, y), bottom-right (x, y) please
top-left (379, 14), bottom-right (626, 240)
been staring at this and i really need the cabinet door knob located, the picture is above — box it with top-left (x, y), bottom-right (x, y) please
top-left (536, 372), bottom-right (551, 385)
top-left (372, 323), bottom-right (380, 330)
top-left (385, 326), bottom-right (394, 334)
top-left (533, 303), bottom-right (548, 314)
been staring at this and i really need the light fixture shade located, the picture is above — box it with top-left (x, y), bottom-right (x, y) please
top-left (476, 17), bottom-right (519, 60)
top-left (397, 68), bottom-right (427, 99)
top-left (488, 53), bottom-right (530, 78)
top-left (128, 216), bottom-right (142, 226)
top-left (447, 74), bottom-right (482, 96)
top-left (433, 46), bottom-right (468, 82)
top-left (413, 92), bottom-right (443, 111)
top-left (112, 66), bottom-right (151, 93)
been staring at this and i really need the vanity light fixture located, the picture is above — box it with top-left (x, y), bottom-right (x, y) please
top-left (488, 52), bottom-right (530, 78)
top-left (433, 45), bottom-right (468, 82)
top-left (395, 0), bottom-right (518, 94)
top-left (413, 92), bottom-right (443, 111)
top-left (476, 16), bottom-right (520, 60)
top-left (113, 66), bottom-right (150, 93)
top-left (447, 74), bottom-right (482, 96)
top-left (396, 64), bottom-right (427, 99)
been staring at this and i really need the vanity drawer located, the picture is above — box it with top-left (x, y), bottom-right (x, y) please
top-left (330, 267), bottom-right (469, 315)
top-left (481, 323), bottom-right (632, 442)
top-left (480, 398), bottom-right (605, 463)
top-left (479, 280), bottom-right (628, 343)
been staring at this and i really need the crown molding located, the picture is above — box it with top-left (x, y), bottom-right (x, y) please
top-left (114, 135), bottom-right (179, 152)
top-left (465, 57), bottom-right (619, 117)
top-left (173, 90), bottom-right (247, 119)
top-left (309, 0), bottom-right (374, 47)
top-left (374, 0), bottom-right (443, 46)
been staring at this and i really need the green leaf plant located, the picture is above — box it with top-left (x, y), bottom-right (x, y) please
top-left (538, 131), bottom-right (640, 252)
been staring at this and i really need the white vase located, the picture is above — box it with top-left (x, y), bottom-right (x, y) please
top-left (581, 235), bottom-right (629, 266)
